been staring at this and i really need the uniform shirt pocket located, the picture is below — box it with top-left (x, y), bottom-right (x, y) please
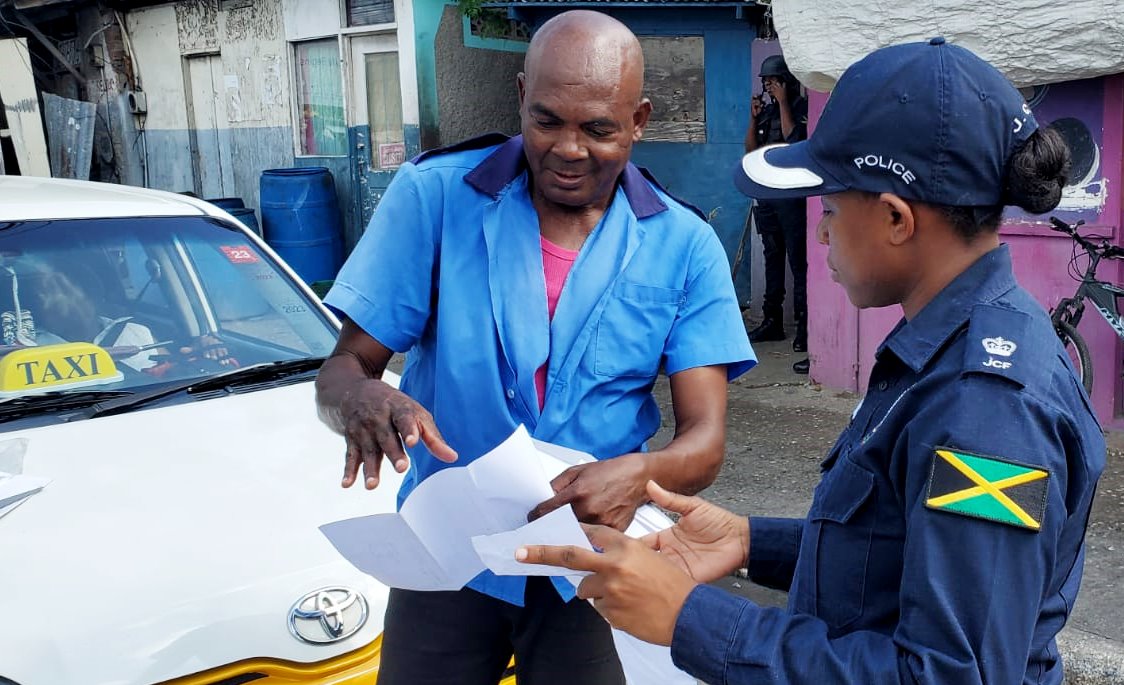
top-left (594, 281), bottom-right (685, 378)
top-left (807, 457), bottom-right (877, 635)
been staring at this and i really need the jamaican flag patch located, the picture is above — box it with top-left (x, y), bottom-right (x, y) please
top-left (925, 447), bottom-right (1049, 532)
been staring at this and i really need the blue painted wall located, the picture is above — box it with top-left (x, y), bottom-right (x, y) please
top-left (634, 27), bottom-right (753, 301)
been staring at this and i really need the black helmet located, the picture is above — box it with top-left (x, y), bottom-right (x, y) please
top-left (759, 55), bottom-right (790, 78)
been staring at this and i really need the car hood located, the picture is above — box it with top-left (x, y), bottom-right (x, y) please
top-left (0, 380), bottom-right (403, 685)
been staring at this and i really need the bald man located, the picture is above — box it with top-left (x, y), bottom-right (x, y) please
top-left (316, 10), bottom-right (755, 684)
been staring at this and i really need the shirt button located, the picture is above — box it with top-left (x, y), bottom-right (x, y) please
top-left (877, 381), bottom-right (889, 391)
top-left (506, 388), bottom-right (516, 400)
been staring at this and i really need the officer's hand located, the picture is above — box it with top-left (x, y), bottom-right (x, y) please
top-left (526, 455), bottom-right (648, 531)
top-left (640, 481), bottom-right (749, 584)
top-left (339, 378), bottom-right (457, 489)
top-left (751, 94), bottom-right (764, 118)
top-left (516, 523), bottom-right (696, 646)
top-left (766, 80), bottom-right (787, 106)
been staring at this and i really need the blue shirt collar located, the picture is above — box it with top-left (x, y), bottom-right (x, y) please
top-left (882, 245), bottom-right (1019, 372)
top-left (463, 134), bottom-right (670, 219)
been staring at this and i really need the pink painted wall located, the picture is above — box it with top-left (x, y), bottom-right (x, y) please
top-left (806, 75), bottom-right (1124, 429)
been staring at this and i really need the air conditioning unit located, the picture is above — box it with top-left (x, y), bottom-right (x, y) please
top-left (126, 90), bottom-right (147, 115)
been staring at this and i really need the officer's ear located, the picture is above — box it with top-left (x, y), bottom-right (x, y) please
top-left (517, 72), bottom-right (527, 108)
top-left (877, 193), bottom-right (915, 247)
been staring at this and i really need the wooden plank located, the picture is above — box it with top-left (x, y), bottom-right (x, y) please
top-left (42, 92), bottom-right (95, 180)
top-left (643, 121), bottom-right (707, 144)
top-left (638, 36), bottom-right (707, 144)
top-left (0, 38), bottom-right (51, 177)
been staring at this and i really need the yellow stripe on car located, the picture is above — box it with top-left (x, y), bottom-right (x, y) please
top-left (157, 635), bottom-right (519, 684)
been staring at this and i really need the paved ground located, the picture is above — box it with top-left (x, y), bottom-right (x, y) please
top-left (649, 337), bottom-right (1124, 682)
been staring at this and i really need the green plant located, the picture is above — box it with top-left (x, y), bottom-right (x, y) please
top-left (456, 0), bottom-right (513, 39)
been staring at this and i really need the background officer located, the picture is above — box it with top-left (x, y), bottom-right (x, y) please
top-left (744, 55), bottom-right (810, 373)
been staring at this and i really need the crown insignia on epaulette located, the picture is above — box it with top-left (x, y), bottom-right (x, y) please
top-left (982, 336), bottom-right (1017, 357)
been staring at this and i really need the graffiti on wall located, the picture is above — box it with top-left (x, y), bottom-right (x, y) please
top-left (1024, 78), bottom-right (1108, 220)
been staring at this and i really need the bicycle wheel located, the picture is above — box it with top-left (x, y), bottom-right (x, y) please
top-left (1056, 320), bottom-right (1093, 394)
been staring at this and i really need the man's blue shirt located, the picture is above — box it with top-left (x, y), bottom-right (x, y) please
top-left (672, 246), bottom-right (1104, 684)
top-left (326, 136), bottom-right (756, 605)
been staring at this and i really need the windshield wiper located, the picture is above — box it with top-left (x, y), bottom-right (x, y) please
top-left (0, 390), bottom-right (132, 421)
top-left (77, 357), bottom-right (326, 420)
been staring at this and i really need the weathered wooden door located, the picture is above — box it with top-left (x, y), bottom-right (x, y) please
top-left (184, 53), bottom-right (235, 198)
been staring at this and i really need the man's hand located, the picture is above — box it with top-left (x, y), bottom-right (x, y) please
top-left (516, 523), bottom-right (697, 646)
top-left (751, 94), bottom-right (764, 119)
top-left (527, 455), bottom-right (648, 531)
top-left (184, 334), bottom-right (239, 368)
top-left (339, 378), bottom-right (457, 489)
top-left (640, 481), bottom-right (750, 583)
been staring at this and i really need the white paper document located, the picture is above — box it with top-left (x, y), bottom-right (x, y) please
top-left (471, 504), bottom-right (593, 581)
top-left (320, 425), bottom-right (693, 684)
top-left (0, 437), bottom-right (49, 520)
top-left (321, 425), bottom-right (564, 591)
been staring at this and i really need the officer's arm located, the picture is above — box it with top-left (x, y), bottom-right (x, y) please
top-left (744, 119), bottom-right (760, 154)
top-left (745, 516), bottom-right (803, 591)
top-left (745, 100), bottom-right (764, 153)
top-left (786, 98), bottom-right (808, 143)
top-left (669, 383), bottom-right (1076, 684)
top-left (777, 96), bottom-right (797, 141)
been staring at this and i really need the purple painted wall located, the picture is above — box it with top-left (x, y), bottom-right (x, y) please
top-left (806, 75), bottom-right (1124, 429)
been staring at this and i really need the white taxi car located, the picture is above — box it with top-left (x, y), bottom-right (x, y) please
top-left (0, 177), bottom-right (405, 684)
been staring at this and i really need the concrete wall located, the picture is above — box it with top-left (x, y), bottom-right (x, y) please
top-left (807, 75), bottom-right (1124, 430)
top-left (434, 4), bottom-right (522, 145)
top-left (126, 0), bottom-right (295, 217)
top-left (128, 4), bottom-right (193, 192)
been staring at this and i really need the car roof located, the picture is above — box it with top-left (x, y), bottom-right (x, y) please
top-left (0, 176), bottom-right (227, 221)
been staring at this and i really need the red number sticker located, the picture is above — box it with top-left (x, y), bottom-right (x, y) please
top-left (220, 246), bottom-right (259, 264)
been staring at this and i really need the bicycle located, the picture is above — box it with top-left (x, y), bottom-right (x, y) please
top-left (1048, 216), bottom-right (1124, 394)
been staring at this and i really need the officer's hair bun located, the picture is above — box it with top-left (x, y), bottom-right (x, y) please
top-left (1002, 127), bottom-right (1071, 215)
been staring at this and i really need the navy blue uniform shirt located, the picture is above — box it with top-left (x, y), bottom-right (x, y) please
top-left (672, 246), bottom-right (1105, 684)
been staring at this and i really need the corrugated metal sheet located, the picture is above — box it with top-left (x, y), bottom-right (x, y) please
top-left (42, 92), bottom-right (96, 180)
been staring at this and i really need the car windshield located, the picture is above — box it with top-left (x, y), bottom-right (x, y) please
top-left (0, 216), bottom-right (337, 403)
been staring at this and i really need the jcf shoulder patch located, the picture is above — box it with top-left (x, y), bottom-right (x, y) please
top-left (925, 447), bottom-right (1048, 532)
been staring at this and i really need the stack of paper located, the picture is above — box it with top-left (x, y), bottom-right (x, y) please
top-left (320, 426), bottom-right (695, 685)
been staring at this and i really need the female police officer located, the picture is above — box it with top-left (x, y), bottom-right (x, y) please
top-left (517, 38), bottom-right (1105, 684)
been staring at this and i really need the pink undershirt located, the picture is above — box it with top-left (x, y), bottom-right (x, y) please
top-left (536, 235), bottom-right (580, 409)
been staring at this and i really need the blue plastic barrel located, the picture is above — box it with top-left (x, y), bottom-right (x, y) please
top-left (205, 197), bottom-right (245, 210)
top-left (259, 167), bottom-right (343, 284)
top-left (228, 207), bottom-right (260, 235)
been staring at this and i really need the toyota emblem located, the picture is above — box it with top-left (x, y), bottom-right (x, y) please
top-left (288, 586), bottom-right (369, 644)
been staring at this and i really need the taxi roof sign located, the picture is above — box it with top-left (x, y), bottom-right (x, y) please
top-left (0, 343), bottom-right (123, 399)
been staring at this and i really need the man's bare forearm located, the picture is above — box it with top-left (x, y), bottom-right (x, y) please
top-left (638, 365), bottom-right (728, 494)
top-left (315, 320), bottom-right (394, 434)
